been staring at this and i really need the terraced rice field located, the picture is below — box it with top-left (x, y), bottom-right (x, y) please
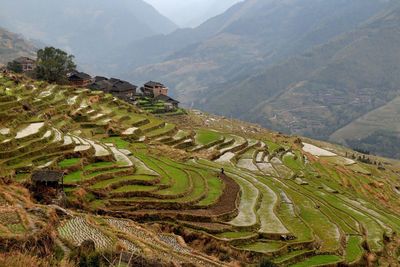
top-left (1, 74), bottom-right (400, 266)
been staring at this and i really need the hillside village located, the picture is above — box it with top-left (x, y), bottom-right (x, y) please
top-left (1, 53), bottom-right (400, 266)
top-left (5, 56), bottom-right (181, 114)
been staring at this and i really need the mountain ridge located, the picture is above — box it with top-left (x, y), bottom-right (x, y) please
top-left (0, 27), bottom-right (37, 65)
top-left (122, 0), bottom-right (400, 158)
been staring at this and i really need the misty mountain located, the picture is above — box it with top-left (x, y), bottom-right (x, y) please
top-left (0, 27), bottom-right (37, 66)
top-left (0, 0), bottom-right (177, 74)
top-left (144, 0), bottom-right (243, 27)
top-left (121, 0), bottom-right (399, 158)
top-left (123, 0), bottom-right (390, 96)
top-left (201, 2), bottom-right (400, 158)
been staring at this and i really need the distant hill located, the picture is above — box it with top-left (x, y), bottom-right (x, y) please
top-left (144, 0), bottom-right (243, 27)
top-left (202, 3), bottom-right (400, 158)
top-left (0, 0), bottom-right (177, 74)
top-left (0, 27), bottom-right (36, 65)
top-left (122, 0), bottom-right (390, 95)
top-left (120, 0), bottom-right (400, 158)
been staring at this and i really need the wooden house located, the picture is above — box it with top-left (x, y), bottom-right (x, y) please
top-left (108, 78), bottom-right (137, 101)
top-left (141, 81), bottom-right (168, 97)
top-left (68, 72), bottom-right (92, 87)
top-left (13, 57), bottom-right (36, 72)
top-left (154, 94), bottom-right (180, 109)
top-left (89, 77), bottom-right (137, 101)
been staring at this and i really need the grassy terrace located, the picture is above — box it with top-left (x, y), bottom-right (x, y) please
top-left (149, 158), bottom-right (194, 196)
top-left (112, 184), bottom-right (158, 193)
top-left (237, 241), bottom-right (285, 254)
top-left (90, 175), bottom-right (159, 190)
top-left (273, 249), bottom-right (313, 265)
top-left (290, 255), bottom-right (342, 267)
top-left (192, 168), bottom-right (223, 207)
top-left (101, 137), bottom-right (130, 149)
top-left (64, 166), bottom-right (132, 184)
top-left (283, 152), bottom-right (304, 171)
top-left (216, 231), bottom-right (255, 239)
top-left (194, 129), bottom-right (223, 145)
top-left (278, 183), bottom-right (341, 252)
top-left (2, 75), bottom-right (400, 265)
top-left (130, 169), bottom-right (207, 203)
top-left (58, 158), bottom-right (81, 168)
top-left (195, 159), bottom-right (289, 233)
top-left (146, 123), bottom-right (175, 138)
top-left (345, 236), bottom-right (364, 264)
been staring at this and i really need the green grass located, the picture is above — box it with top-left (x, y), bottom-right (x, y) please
top-left (64, 171), bottom-right (83, 183)
top-left (15, 173), bottom-right (29, 182)
top-left (283, 152), bottom-right (304, 171)
top-left (84, 161), bottom-right (115, 171)
top-left (290, 255), bottom-right (342, 267)
top-left (241, 148), bottom-right (256, 159)
top-left (102, 137), bottom-right (130, 149)
top-left (112, 185), bottom-right (158, 193)
top-left (265, 140), bottom-right (281, 152)
top-left (146, 123), bottom-right (175, 138)
top-left (237, 241), bottom-right (285, 253)
top-left (345, 236), bottom-right (364, 264)
top-left (64, 167), bottom-right (130, 184)
top-left (63, 187), bottom-right (77, 193)
top-left (216, 232), bottom-right (255, 239)
top-left (7, 223), bottom-right (26, 234)
top-left (196, 170), bottom-right (223, 206)
top-left (150, 158), bottom-right (191, 195)
top-left (90, 175), bottom-right (158, 190)
top-left (273, 250), bottom-right (313, 264)
top-left (282, 184), bottom-right (341, 252)
top-left (58, 158), bottom-right (81, 168)
top-left (90, 200), bottom-right (107, 209)
top-left (195, 129), bottom-right (222, 145)
top-left (312, 191), bottom-right (384, 252)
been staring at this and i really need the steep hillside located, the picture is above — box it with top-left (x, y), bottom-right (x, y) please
top-left (1, 73), bottom-right (400, 266)
top-left (123, 0), bottom-right (389, 96)
top-left (329, 96), bottom-right (400, 159)
top-left (201, 4), bottom-right (400, 158)
top-left (0, 0), bottom-right (177, 73)
top-left (0, 27), bottom-right (36, 65)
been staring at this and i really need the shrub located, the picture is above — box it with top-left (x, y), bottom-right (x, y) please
top-left (259, 258), bottom-right (277, 267)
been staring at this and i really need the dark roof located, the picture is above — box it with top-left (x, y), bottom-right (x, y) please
top-left (154, 94), bottom-right (180, 104)
top-left (109, 78), bottom-right (137, 93)
top-left (14, 57), bottom-right (35, 64)
top-left (94, 76), bottom-right (108, 82)
top-left (144, 81), bottom-right (165, 88)
top-left (89, 80), bottom-right (113, 91)
top-left (32, 170), bottom-right (63, 183)
top-left (68, 72), bottom-right (92, 81)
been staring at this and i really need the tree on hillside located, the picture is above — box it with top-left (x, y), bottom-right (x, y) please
top-left (36, 47), bottom-right (76, 84)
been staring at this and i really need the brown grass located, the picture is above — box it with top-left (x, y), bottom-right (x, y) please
top-left (0, 252), bottom-right (52, 267)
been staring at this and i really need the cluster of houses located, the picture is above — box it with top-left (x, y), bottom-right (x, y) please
top-left (70, 72), bottom-right (180, 110)
top-left (6, 57), bottom-right (180, 111)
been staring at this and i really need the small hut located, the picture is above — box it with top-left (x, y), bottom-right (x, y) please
top-left (31, 170), bottom-right (64, 189)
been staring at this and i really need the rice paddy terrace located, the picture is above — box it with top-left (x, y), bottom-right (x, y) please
top-left (1, 74), bottom-right (400, 266)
